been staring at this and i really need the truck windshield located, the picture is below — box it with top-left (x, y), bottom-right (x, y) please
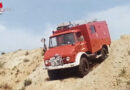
top-left (49, 33), bottom-right (75, 48)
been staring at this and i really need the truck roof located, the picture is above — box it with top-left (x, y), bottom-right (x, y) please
top-left (50, 20), bottom-right (106, 38)
top-left (50, 29), bottom-right (80, 37)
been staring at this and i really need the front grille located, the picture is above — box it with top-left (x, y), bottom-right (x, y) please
top-left (50, 55), bottom-right (63, 66)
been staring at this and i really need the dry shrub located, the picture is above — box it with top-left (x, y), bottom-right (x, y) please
top-left (128, 51), bottom-right (130, 55)
top-left (0, 71), bottom-right (6, 76)
top-left (127, 81), bottom-right (130, 85)
top-left (24, 79), bottom-right (32, 87)
top-left (0, 83), bottom-right (12, 90)
top-left (1, 52), bottom-right (5, 55)
top-left (19, 87), bottom-right (25, 90)
top-left (119, 68), bottom-right (126, 77)
top-left (120, 35), bottom-right (130, 39)
top-left (23, 59), bottom-right (30, 62)
top-left (116, 79), bottom-right (122, 86)
top-left (41, 50), bottom-right (44, 56)
top-left (25, 51), bottom-right (29, 56)
top-left (0, 62), bottom-right (4, 68)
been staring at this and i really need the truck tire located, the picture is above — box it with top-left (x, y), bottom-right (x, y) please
top-left (48, 70), bottom-right (58, 80)
top-left (100, 47), bottom-right (108, 61)
top-left (76, 57), bottom-right (89, 77)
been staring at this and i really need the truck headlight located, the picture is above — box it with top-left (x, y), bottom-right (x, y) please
top-left (66, 57), bottom-right (70, 61)
top-left (45, 60), bottom-right (49, 65)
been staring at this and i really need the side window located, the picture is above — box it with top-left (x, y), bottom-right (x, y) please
top-left (90, 25), bottom-right (96, 33)
top-left (76, 32), bottom-right (84, 42)
top-left (50, 37), bottom-right (57, 47)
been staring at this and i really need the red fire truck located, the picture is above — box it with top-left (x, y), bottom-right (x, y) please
top-left (43, 20), bottom-right (111, 79)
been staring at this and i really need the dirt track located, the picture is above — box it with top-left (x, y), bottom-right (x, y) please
top-left (0, 35), bottom-right (130, 90)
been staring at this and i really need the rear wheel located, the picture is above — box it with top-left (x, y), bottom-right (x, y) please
top-left (100, 47), bottom-right (108, 61)
top-left (76, 57), bottom-right (89, 77)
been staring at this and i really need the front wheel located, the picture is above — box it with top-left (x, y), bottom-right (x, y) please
top-left (48, 70), bottom-right (59, 80)
top-left (76, 57), bottom-right (89, 77)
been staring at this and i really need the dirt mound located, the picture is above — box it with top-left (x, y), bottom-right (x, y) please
top-left (120, 35), bottom-right (130, 39)
top-left (0, 35), bottom-right (130, 90)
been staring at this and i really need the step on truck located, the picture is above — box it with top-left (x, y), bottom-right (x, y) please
top-left (43, 20), bottom-right (111, 80)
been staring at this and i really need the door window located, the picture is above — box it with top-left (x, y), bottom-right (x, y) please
top-left (76, 32), bottom-right (84, 42)
top-left (90, 25), bottom-right (96, 33)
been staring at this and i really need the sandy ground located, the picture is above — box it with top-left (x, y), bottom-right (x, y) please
top-left (0, 35), bottom-right (130, 90)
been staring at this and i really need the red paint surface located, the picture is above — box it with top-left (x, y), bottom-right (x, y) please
top-left (44, 21), bottom-right (111, 65)
top-left (0, 2), bottom-right (3, 8)
top-left (44, 45), bottom-right (75, 62)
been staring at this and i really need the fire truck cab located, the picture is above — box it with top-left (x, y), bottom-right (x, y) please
top-left (43, 20), bottom-right (111, 79)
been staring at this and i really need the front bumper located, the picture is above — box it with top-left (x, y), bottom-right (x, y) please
top-left (43, 62), bottom-right (79, 70)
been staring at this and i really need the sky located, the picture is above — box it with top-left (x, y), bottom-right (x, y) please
top-left (0, 0), bottom-right (130, 52)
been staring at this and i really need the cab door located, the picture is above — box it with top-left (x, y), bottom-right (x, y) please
top-left (75, 32), bottom-right (88, 52)
top-left (89, 25), bottom-right (100, 53)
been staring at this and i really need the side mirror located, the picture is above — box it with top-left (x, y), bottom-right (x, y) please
top-left (41, 38), bottom-right (47, 52)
